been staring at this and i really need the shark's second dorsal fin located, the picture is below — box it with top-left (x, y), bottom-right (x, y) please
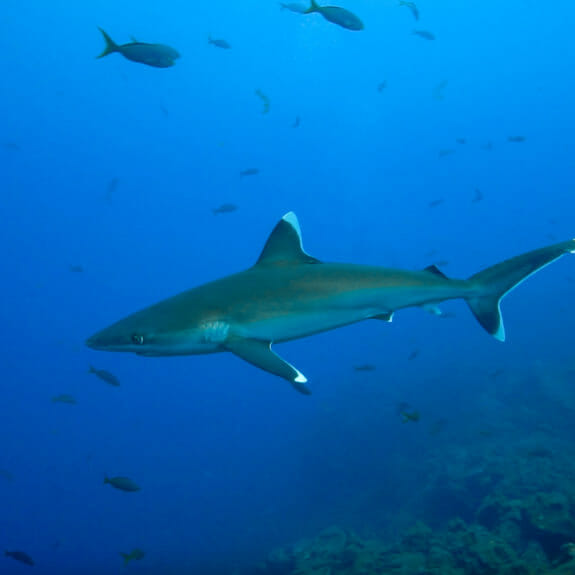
top-left (423, 264), bottom-right (448, 279)
top-left (255, 212), bottom-right (321, 267)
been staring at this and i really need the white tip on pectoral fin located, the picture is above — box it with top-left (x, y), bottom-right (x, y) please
top-left (225, 338), bottom-right (311, 394)
top-left (294, 370), bottom-right (307, 384)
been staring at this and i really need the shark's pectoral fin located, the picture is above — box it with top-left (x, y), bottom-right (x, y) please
top-left (225, 339), bottom-right (311, 394)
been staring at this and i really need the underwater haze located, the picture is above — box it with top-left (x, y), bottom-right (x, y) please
top-left (2, 0), bottom-right (575, 573)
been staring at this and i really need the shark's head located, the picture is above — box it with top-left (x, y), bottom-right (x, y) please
top-left (85, 304), bottom-right (228, 356)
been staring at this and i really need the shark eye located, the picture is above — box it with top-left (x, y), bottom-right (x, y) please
top-left (131, 334), bottom-right (144, 345)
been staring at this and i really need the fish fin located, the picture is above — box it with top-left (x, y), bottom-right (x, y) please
top-left (120, 553), bottom-right (131, 566)
top-left (423, 264), bottom-right (448, 279)
top-left (255, 212), bottom-right (321, 267)
top-left (226, 339), bottom-right (311, 394)
top-left (466, 238), bottom-right (575, 341)
top-left (97, 28), bottom-right (119, 58)
top-left (305, 0), bottom-right (319, 13)
top-left (373, 312), bottom-right (394, 322)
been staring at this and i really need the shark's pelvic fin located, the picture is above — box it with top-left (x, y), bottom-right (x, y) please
top-left (255, 212), bottom-right (321, 267)
top-left (467, 238), bottom-right (575, 341)
top-left (372, 312), bottom-right (394, 322)
top-left (226, 338), bottom-right (311, 394)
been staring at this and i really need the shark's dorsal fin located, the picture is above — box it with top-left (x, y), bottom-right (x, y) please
top-left (255, 212), bottom-right (320, 267)
top-left (423, 264), bottom-right (448, 279)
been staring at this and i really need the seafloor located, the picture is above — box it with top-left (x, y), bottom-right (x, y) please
top-left (249, 360), bottom-right (575, 575)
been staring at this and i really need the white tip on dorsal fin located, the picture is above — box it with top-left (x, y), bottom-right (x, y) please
top-left (255, 212), bottom-right (321, 267)
top-left (282, 211), bottom-right (302, 237)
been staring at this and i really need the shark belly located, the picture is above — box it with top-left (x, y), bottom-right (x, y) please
top-left (232, 306), bottom-right (379, 343)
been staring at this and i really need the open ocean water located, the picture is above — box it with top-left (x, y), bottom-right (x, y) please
top-left (2, 1), bottom-right (575, 574)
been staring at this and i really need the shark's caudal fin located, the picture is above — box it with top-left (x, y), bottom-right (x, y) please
top-left (466, 239), bottom-right (575, 341)
top-left (97, 28), bottom-right (119, 58)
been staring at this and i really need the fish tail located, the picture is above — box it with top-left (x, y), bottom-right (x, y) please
top-left (104, 476), bottom-right (110, 485)
top-left (465, 239), bottom-right (575, 341)
top-left (305, 0), bottom-right (319, 13)
top-left (88, 365), bottom-right (95, 374)
top-left (97, 28), bottom-right (119, 58)
top-left (120, 553), bottom-right (131, 566)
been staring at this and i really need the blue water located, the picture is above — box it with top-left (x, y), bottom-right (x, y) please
top-left (2, 0), bottom-right (575, 573)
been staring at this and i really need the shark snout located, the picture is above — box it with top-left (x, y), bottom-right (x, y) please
top-left (85, 333), bottom-right (105, 350)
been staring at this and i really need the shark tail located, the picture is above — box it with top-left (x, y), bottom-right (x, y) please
top-left (305, 0), bottom-right (320, 13)
top-left (97, 28), bottom-right (119, 58)
top-left (466, 239), bottom-right (575, 341)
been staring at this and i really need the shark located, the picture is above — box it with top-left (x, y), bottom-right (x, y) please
top-left (86, 212), bottom-right (575, 394)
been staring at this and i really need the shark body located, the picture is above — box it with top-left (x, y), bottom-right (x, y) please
top-left (86, 212), bottom-right (575, 393)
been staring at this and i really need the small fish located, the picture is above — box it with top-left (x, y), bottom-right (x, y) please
top-left (160, 101), bottom-right (169, 118)
top-left (280, 1), bottom-right (308, 13)
top-left (407, 349), bottom-right (420, 361)
top-left (5, 551), bottom-right (34, 566)
top-left (0, 469), bottom-right (13, 481)
top-left (97, 28), bottom-right (180, 68)
top-left (88, 365), bottom-right (120, 387)
top-left (456, 138), bottom-right (466, 145)
top-left (413, 29), bottom-right (435, 40)
top-left (52, 394), bottom-right (77, 405)
top-left (439, 149), bottom-right (455, 158)
top-left (433, 79), bottom-right (448, 100)
top-left (240, 168), bottom-right (260, 178)
top-left (429, 418), bottom-right (447, 436)
top-left (2, 141), bottom-right (20, 151)
top-left (472, 188), bottom-right (483, 203)
top-left (255, 89), bottom-right (270, 114)
top-left (212, 203), bottom-right (238, 215)
top-left (525, 446), bottom-right (552, 459)
top-left (377, 80), bottom-right (387, 92)
top-left (105, 177), bottom-right (119, 204)
top-left (397, 402), bottom-right (420, 423)
top-left (69, 264), bottom-right (84, 273)
top-left (428, 198), bottom-right (444, 208)
top-left (353, 364), bottom-right (376, 372)
top-left (488, 368), bottom-right (505, 379)
top-left (208, 36), bottom-right (231, 50)
top-left (104, 476), bottom-right (141, 492)
top-left (481, 141), bottom-right (493, 151)
top-left (507, 135), bottom-right (526, 143)
top-left (292, 115), bottom-right (301, 128)
top-left (399, 1), bottom-right (419, 21)
top-left (401, 410), bottom-right (420, 423)
top-left (304, 0), bottom-right (364, 31)
top-left (120, 548), bottom-right (145, 566)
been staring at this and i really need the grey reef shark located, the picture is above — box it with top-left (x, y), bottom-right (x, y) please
top-left (86, 212), bottom-right (575, 394)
